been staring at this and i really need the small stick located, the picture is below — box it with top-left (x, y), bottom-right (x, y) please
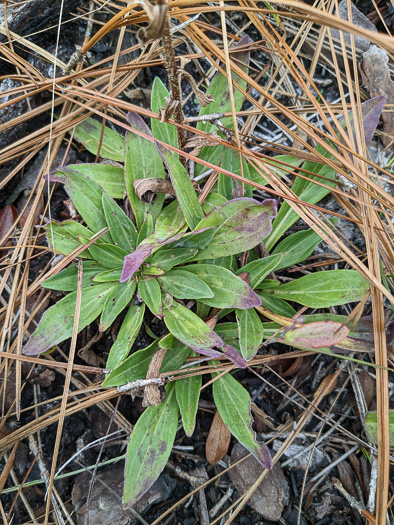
top-left (333, 477), bottom-right (376, 524)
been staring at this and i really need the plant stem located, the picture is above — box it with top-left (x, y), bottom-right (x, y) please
top-left (161, 12), bottom-right (186, 156)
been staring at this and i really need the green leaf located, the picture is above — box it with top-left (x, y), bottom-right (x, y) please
top-left (247, 155), bottom-right (303, 186)
top-left (182, 264), bottom-right (261, 309)
top-left (66, 163), bottom-right (124, 198)
top-left (193, 198), bottom-right (277, 260)
top-left (237, 254), bottom-right (283, 289)
top-left (89, 243), bottom-right (128, 269)
top-left (106, 302), bottom-right (146, 370)
top-left (125, 112), bottom-right (166, 230)
top-left (102, 192), bottom-right (137, 252)
top-left (42, 261), bottom-right (106, 291)
top-left (93, 268), bottom-right (123, 282)
top-left (158, 269), bottom-right (214, 300)
top-left (197, 36), bottom-right (250, 134)
top-left (201, 192), bottom-right (228, 214)
top-left (219, 148), bottom-right (253, 199)
top-left (163, 301), bottom-right (223, 351)
top-left (46, 220), bottom-right (94, 258)
top-left (24, 284), bottom-right (114, 356)
top-left (49, 168), bottom-right (112, 243)
top-left (267, 270), bottom-right (370, 308)
top-left (136, 214), bottom-right (154, 246)
top-left (151, 77), bottom-right (178, 150)
top-left (150, 247), bottom-right (198, 272)
top-left (265, 145), bottom-right (337, 250)
top-left (71, 117), bottom-right (124, 161)
top-left (365, 410), bottom-right (394, 446)
top-left (103, 336), bottom-right (190, 387)
top-left (158, 146), bottom-right (204, 230)
top-left (154, 200), bottom-right (186, 242)
top-left (258, 293), bottom-right (297, 317)
top-left (100, 280), bottom-right (136, 332)
top-left (123, 383), bottom-right (178, 508)
top-left (212, 370), bottom-right (272, 469)
top-left (236, 308), bottom-right (263, 360)
top-left (272, 220), bottom-right (337, 270)
top-left (138, 277), bottom-right (162, 316)
top-left (176, 371), bottom-right (202, 437)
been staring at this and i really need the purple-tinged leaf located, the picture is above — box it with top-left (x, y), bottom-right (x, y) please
top-left (163, 302), bottom-right (245, 368)
top-left (182, 264), bottom-right (261, 309)
top-left (192, 198), bottom-right (277, 261)
top-left (123, 383), bottom-right (178, 507)
top-left (221, 345), bottom-right (247, 369)
top-left (126, 111), bottom-right (154, 136)
top-left (337, 95), bottom-right (385, 151)
top-left (212, 370), bottom-right (272, 469)
top-left (282, 321), bottom-right (349, 350)
top-left (24, 284), bottom-right (113, 356)
top-left (120, 233), bottom-right (183, 282)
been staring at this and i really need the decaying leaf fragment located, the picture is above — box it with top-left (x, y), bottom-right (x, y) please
top-left (133, 177), bottom-right (176, 203)
top-left (137, 0), bottom-right (168, 44)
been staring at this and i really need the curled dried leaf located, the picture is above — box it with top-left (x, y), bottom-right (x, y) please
top-left (158, 97), bottom-right (179, 122)
top-left (179, 68), bottom-right (215, 107)
top-left (137, 0), bottom-right (168, 44)
top-left (133, 177), bottom-right (176, 203)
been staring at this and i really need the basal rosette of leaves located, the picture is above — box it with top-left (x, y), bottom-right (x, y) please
top-left (22, 55), bottom-right (385, 508)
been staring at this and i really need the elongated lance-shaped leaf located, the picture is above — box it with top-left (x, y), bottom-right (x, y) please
top-left (158, 269), bottom-right (214, 300)
top-left (24, 284), bottom-right (114, 356)
top-left (120, 232), bottom-right (184, 282)
top-left (271, 227), bottom-right (329, 271)
top-left (46, 168), bottom-right (113, 243)
top-left (123, 383), bottom-right (179, 508)
top-left (176, 367), bottom-right (202, 437)
top-left (157, 144), bottom-right (204, 230)
top-left (236, 254), bottom-right (283, 289)
top-left (197, 35), bottom-right (250, 133)
top-left (42, 261), bottom-right (106, 291)
top-left (71, 117), bottom-right (124, 161)
top-left (150, 247), bottom-right (198, 272)
top-left (102, 192), bottom-right (137, 252)
top-left (264, 270), bottom-right (369, 308)
top-left (182, 264), bottom-right (261, 309)
top-left (120, 227), bottom-right (215, 282)
top-left (103, 337), bottom-right (190, 387)
top-left (236, 308), bottom-right (264, 360)
top-left (106, 302), bottom-right (145, 370)
top-left (46, 220), bottom-right (94, 259)
top-left (163, 301), bottom-right (246, 368)
top-left (154, 199), bottom-right (186, 242)
top-left (264, 144), bottom-right (337, 251)
top-left (138, 277), bottom-right (162, 316)
top-left (337, 95), bottom-right (385, 151)
top-left (89, 243), bottom-right (128, 269)
top-left (280, 320), bottom-right (349, 350)
top-left (66, 163), bottom-right (124, 198)
top-left (99, 280), bottom-right (136, 332)
top-left (151, 77), bottom-right (178, 150)
top-left (219, 147), bottom-right (253, 199)
top-left (125, 112), bottom-right (166, 230)
top-left (192, 198), bottom-right (277, 261)
top-left (195, 36), bottom-right (250, 177)
top-left (212, 369), bottom-right (272, 469)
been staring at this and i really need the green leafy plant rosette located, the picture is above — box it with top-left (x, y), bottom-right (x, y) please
top-left (23, 57), bottom-right (387, 508)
